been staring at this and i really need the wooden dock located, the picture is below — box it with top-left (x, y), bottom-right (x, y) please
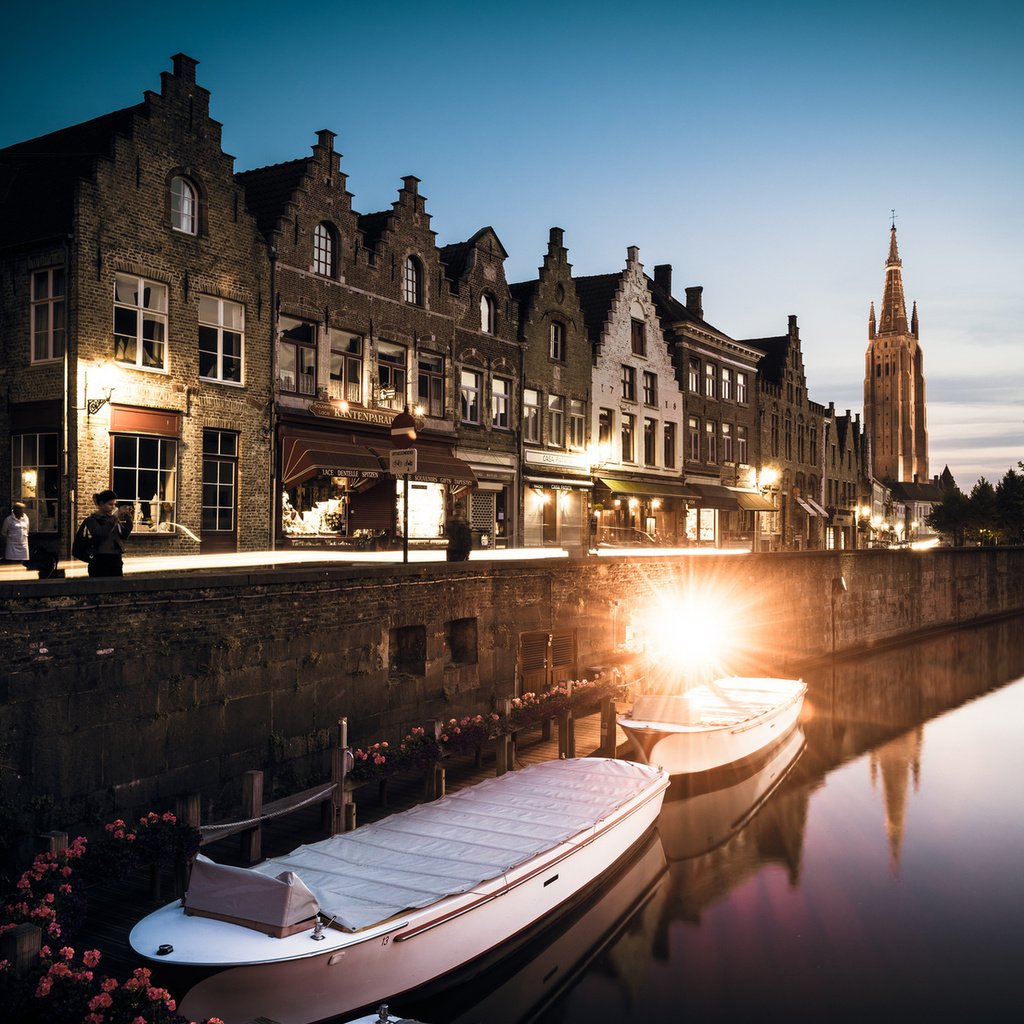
top-left (74, 709), bottom-right (628, 984)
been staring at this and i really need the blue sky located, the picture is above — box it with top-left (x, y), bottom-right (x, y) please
top-left (4, 1), bottom-right (1021, 488)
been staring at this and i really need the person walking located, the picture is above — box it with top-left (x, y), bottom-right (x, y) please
top-left (445, 502), bottom-right (472, 562)
top-left (82, 490), bottom-right (134, 577)
top-left (2, 501), bottom-right (31, 563)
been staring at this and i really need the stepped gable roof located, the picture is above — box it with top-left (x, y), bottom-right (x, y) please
top-left (573, 273), bottom-right (621, 346)
top-left (236, 158), bottom-right (310, 236)
top-left (0, 105), bottom-right (141, 246)
top-left (743, 333), bottom-right (789, 386)
top-left (645, 273), bottom-right (727, 337)
top-left (835, 414), bottom-right (850, 448)
top-left (889, 480), bottom-right (943, 503)
top-left (357, 210), bottom-right (391, 251)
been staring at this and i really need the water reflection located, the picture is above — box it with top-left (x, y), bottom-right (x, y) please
top-left (398, 616), bottom-right (1024, 1024)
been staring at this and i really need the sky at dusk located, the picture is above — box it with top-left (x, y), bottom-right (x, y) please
top-left (3, 1), bottom-right (1021, 489)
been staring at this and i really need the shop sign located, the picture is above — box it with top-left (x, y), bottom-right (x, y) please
top-left (308, 400), bottom-right (396, 428)
top-left (523, 449), bottom-right (589, 471)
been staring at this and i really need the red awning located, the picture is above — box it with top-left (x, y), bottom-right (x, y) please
top-left (281, 433), bottom-right (384, 487)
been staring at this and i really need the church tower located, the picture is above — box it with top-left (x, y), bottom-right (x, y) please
top-left (864, 225), bottom-right (928, 483)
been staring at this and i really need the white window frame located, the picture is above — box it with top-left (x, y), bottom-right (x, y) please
top-left (688, 357), bottom-right (699, 392)
top-left (376, 341), bottom-right (407, 410)
top-left (568, 399), bottom-right (586, 449)
top-left (491, 375), bottom-right (511, 429)
top-left (704, 362), bottom-right (716, 398)
top-left (621, 413), bottom-right (635, 463)
top-left (460, 367), bottom-right (483, 424)
top-left (523, 388), bottom-right (541, 443)
top-left (722, 421), bottom-right (733, 463)
top-left (11, 432), bottom-right (59, 533)
top-left (114, 274), bottom-right (168, 371)
top-left (737, 424), bottom-right (748, 465)
top-left (706, 420), bottom-right (717, 463)
top-left (737, 372), bottom-right (748, 404)
top-left (480, 293), bottom-right (496, 334)
top-left (403, 256), bottom-right (423, 305)
top-left (721, 367), bottom-right (733, 401)
top-left (621, 365), bottom-right (636, 402)
top-left (417, 351), bottom-right (444, 417)
top-left (688, 416), bottom-right (700, 461)
top-left (170, 176), bottom-right (197, 235)
top-left (643, 370), bottom-right (658, 407)
top-left (199, 295), bottom-right (244, 385)
top-left (331, 330), bottom-right (363, 403)
top-left (663, 422), bottom-right (676, 469)
top-left (31, 267), bottom-right (65, 362)
top-left (549, 320), bottom-right (566, 361)
top-left (643, 417), bottom-right (657, 466)
top-left (547, 394), bottom-right (565, 448)
top-left (313, 222), bottom-right (335, 277)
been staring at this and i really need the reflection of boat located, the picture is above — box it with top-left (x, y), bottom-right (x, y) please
top-left (398, 829), bottom-right (668, 1024)
top-left (130, 758), bottom-right (669, 1024)
top-left (619, 676), bottom-right (807, 775)
top-left (658, 725), bottom-right (806, 861)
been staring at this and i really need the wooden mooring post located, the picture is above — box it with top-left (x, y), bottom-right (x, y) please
top-left (557, 681), bottom-right (576, 758)
top-left (599, 696), bottom-right (618, 757)
top-left (496, 698), bottom-right (513, 776)
top-left (174, 793), bottom-right (201, 897)
top-left (241, 769), bottom-right (263, 864)
top-left (1, 923), bottom-right (42, 975)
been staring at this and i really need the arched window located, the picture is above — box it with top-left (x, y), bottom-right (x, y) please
top-left (313, 222), bottom-right (336, 277)
top-left (480, 293), bottom-right (496, 334)
top-left (404, 255), bottom-right (423, 306)
top-left (170, 176), bottom-right (197, 234)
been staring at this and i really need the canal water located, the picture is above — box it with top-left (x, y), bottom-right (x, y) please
top-left (399, 616), bottom-right (1024, 1024)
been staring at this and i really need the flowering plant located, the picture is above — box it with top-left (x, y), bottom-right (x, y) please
top-left (0, 836), bottom-right (89, 942)
top-left (350, 727), bottom-right (443, 782)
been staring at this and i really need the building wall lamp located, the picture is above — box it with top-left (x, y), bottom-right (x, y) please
top-left (86, 386), bottom-right (115, 417)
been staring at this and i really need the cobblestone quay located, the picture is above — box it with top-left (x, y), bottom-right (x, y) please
top-left (2, 548), bottom-right (1022, 832)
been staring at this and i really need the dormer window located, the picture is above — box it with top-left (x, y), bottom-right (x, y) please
top-left (404, 255), bottom-right (423, 306)
top-left (313, 222), bottom-right (337, 277)
top-left (480, 293), bottom-right (496, 334)
top-left (170, 177), bottom-right (197, 235)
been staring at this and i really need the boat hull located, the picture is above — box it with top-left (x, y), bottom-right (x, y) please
top-left (133, 760), bottom-right (668, 1024)
top-left (619, 677), bottom-right (806, 775)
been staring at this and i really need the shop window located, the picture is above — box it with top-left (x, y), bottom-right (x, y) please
top-left (549, 320), bottom-right (566, 362)
top-left (547, 394), bottom-right (565, 447)
top-left (523, 388), bottom-right (541, 443)
top-left (111, 433), bottom-right (177, 532)
top-left (199, 296), bottom-right (244, 384)
top-left (330, 330), bottom-right (363, 403)
top-left (460, 367), bottom-right (483, 424)
top-left (11, 432), bottom-right (59, 533)
top-left (279, 317), bottom-right (317, 395)
top-left (491, 376), bottom-right (511, 429)
top-left (417, 352), bottom-right (444, 417)
top-left (568, 399), bottom-right (586, 449)
top-left (376, 341), bottom-right (407, 409)
top-left (31, 268), bottom-right (65, 362)
top-left (114, 274), bottom-right (167, 370)
top-left (447, 618), bottom-right (478, 665)
top-left (391, 624), bottom-right (426, 676)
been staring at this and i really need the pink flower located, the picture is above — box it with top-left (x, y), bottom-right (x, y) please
top-left (59, 945), bottom-right (74, 959)
top-left (89, 991), bottom-right (114, 1010)
top-left (35, 976), bottom-right (53, 997)
top-left (101, 976), bottom-right (118, 992)
top-left (83, 949), bottom-right (101, 968)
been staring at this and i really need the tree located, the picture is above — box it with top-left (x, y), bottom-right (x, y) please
top-left (968, 478), bottom-right (997, 544)
top-left (995, 468), bottom-right (1024, 544)
top-left (926, 487), bottom-right (971, 546)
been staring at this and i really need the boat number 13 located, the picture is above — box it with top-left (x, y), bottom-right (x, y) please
top-left (381, 935), bottom-right (390, 946)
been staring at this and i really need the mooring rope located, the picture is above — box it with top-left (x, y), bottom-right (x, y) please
top-left (199, 782), bottom-right (337, 841)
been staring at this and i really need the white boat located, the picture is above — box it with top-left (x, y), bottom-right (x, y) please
top-left (130, 757), bottom-right (669, 1024)
top-left (618, 676), bottom-right (807, 776)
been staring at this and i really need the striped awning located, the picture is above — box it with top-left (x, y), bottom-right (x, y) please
top-left (795, 497), bottom-right (819, 516)
top-left (806, 497), bottom-right (829, 516)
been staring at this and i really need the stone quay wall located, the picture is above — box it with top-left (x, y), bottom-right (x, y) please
top-left (1, 547), bottom-right (1022, 830)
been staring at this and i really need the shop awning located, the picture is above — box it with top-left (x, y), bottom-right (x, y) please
top-left (525, 475), bottom-right (593, 490)
top-left (727, 488), bottom-right (778, 512)
top-left (281, 433), bottom-right (384, 487)
top-left (806, 497), bottom-right (829, 516)
top-left (599, 477), bottom-right (700, 500)
top-left (372, 444), bottom-right (477, 486)
top-left (794, 496), bottom-right (819, 516)
top-left (688, 483), bottom-right (742, 511)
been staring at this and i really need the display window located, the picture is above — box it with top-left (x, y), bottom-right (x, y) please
top-left (282, 474), bottom-right (355, 537)
top-left (395, 480), bottom-right (445, 540)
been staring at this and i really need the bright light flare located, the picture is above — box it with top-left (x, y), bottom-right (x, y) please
top-left (638, 591), bottom-right (736, 689)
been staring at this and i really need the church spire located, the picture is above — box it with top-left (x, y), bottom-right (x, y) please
top-left (878, 225), bottom-right (908, 335)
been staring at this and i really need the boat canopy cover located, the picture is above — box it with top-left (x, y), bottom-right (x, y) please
top-left (185, 855), bottom-right (320, 928)
top-left (251, 758), bottom-right (662, 931)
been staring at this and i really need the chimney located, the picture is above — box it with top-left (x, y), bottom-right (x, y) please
top-left (549, 227), bottom-right (564, 249)
top-left (685, 286), bottom-right (703, 319)
top-left (171, 53), bottom-right (198, 85)
top-left (401, 175), bottom-right (420, 195)
top-left (654, 264), bottom-right (672, 294)
top-left (788, 314), bottom-right (798, 337)
top-left (315, 129), bottom-right (336, 153)
top-left (626, 245), bottom-right (640, 266)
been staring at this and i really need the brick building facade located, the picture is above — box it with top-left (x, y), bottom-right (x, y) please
top-left (0, 54), bottom-right (272, 559)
